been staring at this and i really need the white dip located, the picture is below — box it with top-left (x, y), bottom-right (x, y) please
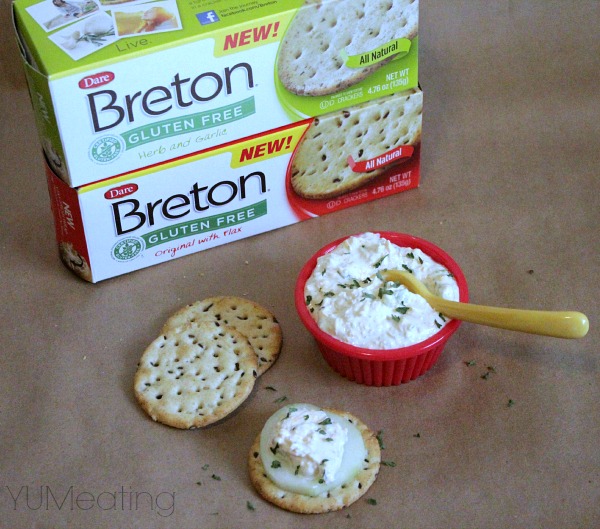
top-left (304, 232), bottom-right (460, 349)
top-left (270, 407), bottom-right (347, 483)
top-left (259, 404), bottom-right (366, 496)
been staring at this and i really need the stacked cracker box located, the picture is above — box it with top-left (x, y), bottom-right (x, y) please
top-left (13, 0), bottom-right (421, 282)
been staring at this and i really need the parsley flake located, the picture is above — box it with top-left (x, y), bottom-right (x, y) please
top-left (271, 461), bottom-right (281, 469)
top-left (361, 293), bottom-right (376, 301)
top-left (378, 287), bottom-right (394, 298)
top-left (376, 430), bottom-right (385, 450)
top-left (373, 254), bottom-right (388, 268)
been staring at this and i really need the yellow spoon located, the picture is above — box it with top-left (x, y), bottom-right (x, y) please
top-left (382, 270), bottom-right (589, 339)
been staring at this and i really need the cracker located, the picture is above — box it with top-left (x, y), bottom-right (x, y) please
top-left (161, 296), bottom-right (226, 332)
top-left (291, 90), bottom-right (422, 199)
top-left (248, 408), bottom-right (381, 514)
top-left (59, 242), bottom-right (92, 282)
top-left (134, 322), bottom-right (258, 429)
top-left (278, 0), bottom-right (419, 96)
top-left (162, 296), bottom-right (282, 376)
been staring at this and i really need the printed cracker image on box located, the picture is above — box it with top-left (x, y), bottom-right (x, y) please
top-left (277, 0), bottom-right (418, 97)
top-left (289, 89), bottom-right (422, 200)
top-left (13, 0), bottom-right (419, 188)
top-left (46, 88), bottom-right (421, 282)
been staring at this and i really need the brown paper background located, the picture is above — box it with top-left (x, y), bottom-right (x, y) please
top-left (1, 1), bottom-right (598, 527)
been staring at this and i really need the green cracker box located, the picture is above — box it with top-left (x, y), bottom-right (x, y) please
top-left (13, 0), bottom-right (419, 187)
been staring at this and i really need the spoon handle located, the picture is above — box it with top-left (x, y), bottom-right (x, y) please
top-left (433, 298), bottom-right (589, 338)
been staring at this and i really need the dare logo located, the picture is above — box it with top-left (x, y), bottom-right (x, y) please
top-left (104, 183), bottom-right (138, 200)
top-left (79, 71), bottom-right (115, 89)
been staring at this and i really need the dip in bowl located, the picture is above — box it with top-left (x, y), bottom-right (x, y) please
top-left (295, 232), bottom-right (469, 386)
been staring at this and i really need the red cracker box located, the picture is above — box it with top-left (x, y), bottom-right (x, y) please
top-left (48, 89), bottom-right (422, 282)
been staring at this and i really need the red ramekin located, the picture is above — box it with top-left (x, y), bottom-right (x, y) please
top-left (294, 232), bottom-right (469, 386)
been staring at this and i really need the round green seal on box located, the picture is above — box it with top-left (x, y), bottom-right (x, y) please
top-left (112, 237), bottom-right (143, 261)
top-left (89, 135), bottom-right (123, 164)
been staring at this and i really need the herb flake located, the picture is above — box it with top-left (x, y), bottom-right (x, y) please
top-left (376, 430), bottom-right (385, 450)
top-left (373, 254), bottom-right (388, 268)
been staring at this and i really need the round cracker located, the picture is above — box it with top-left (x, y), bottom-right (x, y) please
top-left (162, 296), bottom-right (282, 376)
top-left (134, 322), bottom-right (258, 429)
top-left (248, 408), bottom-right (381, 514)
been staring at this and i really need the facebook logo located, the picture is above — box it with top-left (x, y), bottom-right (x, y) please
top-left (197, 10), bottom-right (219, 25)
